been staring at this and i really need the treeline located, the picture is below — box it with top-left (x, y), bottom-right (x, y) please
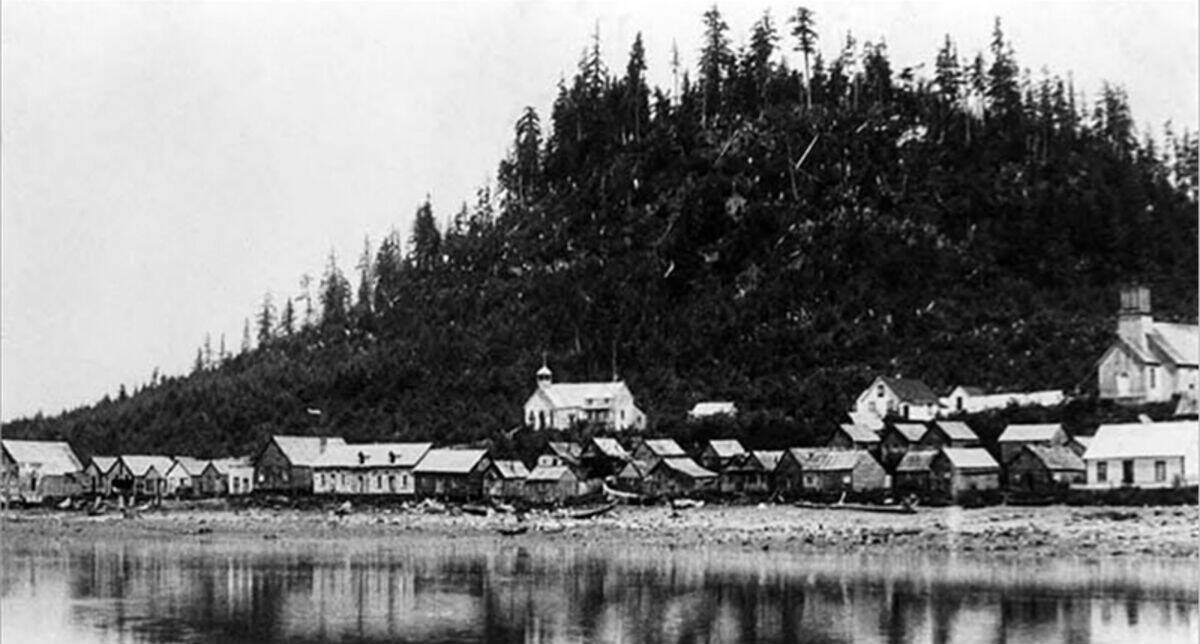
top-left (5, 7), bottom-right (1197, 459)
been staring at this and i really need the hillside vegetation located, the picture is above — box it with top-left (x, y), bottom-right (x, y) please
top-left (5, 9), bottom-right (1197, 458)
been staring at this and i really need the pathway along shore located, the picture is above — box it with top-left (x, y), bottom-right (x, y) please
top-left (4, 502), bottom-right (1197, 561)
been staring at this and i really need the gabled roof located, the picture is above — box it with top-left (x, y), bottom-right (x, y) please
top-left (617, 459), bottom-right (654, 479)
top-left (2, 440), bottom-right (82, 475)
top-left (119, 455), bottom-right (176, 477)
top-left (1070, 435), bottom-right (1093, 449)
top-left (270, 435), bottom-right (347, 467)
top-left (313, 442), bottom-right (433, 469)
top-left (750, 450), bottom-right (784, 472)
top-left (538, 381), bottom-right (631, 409)
top-left (705, 439), bottom-right (746, 458)
top-left (545, 441), bottom-right (582, 464)
top-left (838, 423), bottom-right (881, 444)
top-left (785, 447), bottom-right (828, 464)
top-left (638, 438), bottom-right (686, 457)
top-left (1083, 421), bottom-right (1199, 461)
top-left (207, 457), bottom-right (252, 474)
top-left (169, 456), bottom-right (209, 476)
top-left (1148, 322), bottom-right (1199, 367)
top-left (935, 421), bottom-right (978, 442)
top-left (1176, 393), bottom-right (1199, 417)
top-left (88, 456), bottom-right (118, 474)
top-left (997, 424), bottom-right (1063, 443)
top-left (879, 377), bottom-right (940, 404)
top-left (589, 437), bottom-right (630, 460)
top-left (653, 456), bottom-right (717, 479)
top-left (892, 423), bottom-right (928, 442)
top-left (527, 465), bottom-right (574, 482)
top-left (1023, 444), bottom-right (1085, 471)
top-left (802, 450), bottom-right (870, 472)
top-left (939, 448), bottom-right (999, 471)
top-left (952, 386), bottom-right (987, 397)
top-left (847, 411), bottom-right (885, 431)
top-left (489, 459), bottom-right (530, 480)
top-left (689, 401), bottom-right (737, 417)
top-left (412, 448), bottom-right (488, 474)
top-left (896, 450), bottom-right (937, 472)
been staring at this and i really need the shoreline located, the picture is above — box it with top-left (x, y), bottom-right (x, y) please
top-left (4, 502), bottom-right (1197, 563)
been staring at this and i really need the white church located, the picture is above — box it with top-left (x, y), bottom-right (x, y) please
top-left (522, 363), bottom-right (647, 432)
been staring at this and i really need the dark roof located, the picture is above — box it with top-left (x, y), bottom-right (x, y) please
top-left (880, 377), bottom-right (940, 403)
top-left (1022, 445), bottom-right (1085, 471)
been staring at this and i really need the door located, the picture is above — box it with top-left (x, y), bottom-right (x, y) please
top-left (1122, 460), bottom-right (1135, 485)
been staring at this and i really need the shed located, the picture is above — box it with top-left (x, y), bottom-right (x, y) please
top-left (484, 459), bottom-right (530, 500)
top-left (894, 450), bottom-right (937, 494)
top-left (1, 440), bottom-right (83, 503)
top-left (524, 465), bottom-right (579, 505)
top-left (1081, 421), bottom-right (1199, 489)
top-left (930, 448), bottom-right (1000, 500)
top-left (1007, 445), bottom-right (1085, 492)
top-left (412, 449), bottom-right (491, 500)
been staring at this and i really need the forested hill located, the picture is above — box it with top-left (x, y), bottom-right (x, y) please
top-left (5, 9), bottom-right (1197, 458)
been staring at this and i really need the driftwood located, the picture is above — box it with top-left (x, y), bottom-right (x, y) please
top-left (602, 483), bottom-right (643, 501)
top-left (793, 499), bottom-right (917, 515)
top-left (669, 498), bottom-right (704, 510)
top-left (571, 501), bottom-right (618, 520)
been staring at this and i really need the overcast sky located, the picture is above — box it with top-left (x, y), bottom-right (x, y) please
top-left (2, 1), bottom-right (1197, 421)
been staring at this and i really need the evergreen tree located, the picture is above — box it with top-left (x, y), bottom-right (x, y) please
top-left (202, 333), bottom-right (213, 369)
top-left (218, 334), bottom-right (227, 364)
top-left (698, 5), bottom-right (733, 125)
top-left (934, 34), bottom-right (961, 103)
top-left (374, 228), bottom-right (406, 315)
top-left (789, 6), bottom-right (817, 109)
top-left (279, 297), bottom-right (296, 336)
top-left (299, 274), bottom-right (315, 328)
top-left (320, 251), bottom-right (351, 329)
top-left (409, 199), bottom-right (442, 272)
top-left (256, 293), bottom-right (275, 346)
top-left (241, 318), bottom-right (252, 353)
top-left (355, 236), bottom-right (375, 323)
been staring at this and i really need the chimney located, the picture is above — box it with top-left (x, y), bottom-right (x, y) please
top-left (389, 451), bottom-right (396, 464)
top-left (358, 452), bottom-right (367, 465)
top-left (319, 436), bottom-right (328, 453)
top-left (1117, 285), bottom-right (1153, 351)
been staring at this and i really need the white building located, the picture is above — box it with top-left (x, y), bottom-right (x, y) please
top-left (940, 386), bottom-right (1065, 415)
top-left (1096, 286), bottom-right (1199, 403)
top-left (1080, 421), bottom-right (1199, 489)
top-left (688, 402), bottom-right (737, 419)
top-left (523, 364), bottom-right (646, 431)
top-left (853, 376), bottom-right (940, 423)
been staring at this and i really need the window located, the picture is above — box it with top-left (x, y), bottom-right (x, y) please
top-left (1097, 462), bottom-right (1107, 483)
top-left (877, 385), bottom-right (885, 398)
top-left (1155, 461), bottom-right (1166, 482)
top-left (1149, 367), bottom-right (1157, 389)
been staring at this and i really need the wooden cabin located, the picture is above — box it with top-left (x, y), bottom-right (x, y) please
top-left (579, 437), bottom-right (631, 479)
top-left (919, 421), bottom-right (981, 449)
top-left (82, 456), bottom-right (118, 497)
top-left (615, 459), bottom-right (653, 494)
top-left (630, 438), bottom-right (687, 468)
top-left (643, 457), bottom-right (717, 497)
top-left (164, 457), bottom-right (208, 498)
top-left (113, 455), bottom-right (175, 500)
top-left (537, 441), bottom-right (582, 468)
top-left (796, 450), bottom-right (888, 493)
top-left (827, 423), bottom-right (881, 453)
top-left (773, 448), bottom-right (826, 495)
top-left (1081, 421), bottom-right (1199, 489)
top-left (894, 450), bottom-right (936, 494)
top-left (483, 459), bottom-right (529, 500)
top-left (198, 457), bottom-right (255, 496)
top-left (996, 424), bottom-right (1068, 465)
top-left (1, 440), bottom-right (83, 504)
top-left (1006, 445), bottom-right (1085, 493)
top-left (311, 443), bottom-right (432, 496)
top-left (880, 423), bottom-right (928, 470)
top-left (697, 439), bottom-right (747, 471)
top-left (254, 435), bottom-right (347, 494)
top-left (412, 449), bottom-right (491, 500)
top-left (930, 448), bottom-right (1000, 501)
top-left (524, 465), bottom-right (579, 505)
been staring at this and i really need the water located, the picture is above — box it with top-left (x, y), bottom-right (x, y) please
top-left (2, 536), bottom-right (1196, 643)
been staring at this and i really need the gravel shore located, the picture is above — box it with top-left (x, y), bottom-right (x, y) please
top-left (5, 501), bottom-right (1197, 562)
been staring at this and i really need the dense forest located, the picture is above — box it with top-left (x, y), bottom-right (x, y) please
top-left (5, 8), bottom-right (1197, 458)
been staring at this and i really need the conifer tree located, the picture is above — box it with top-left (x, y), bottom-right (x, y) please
top-left (257, 293), bottom-right (275, 346)
top-left (409, 199), bottom-right (442, 272)
top-left (279, 297), bottom-right (296, 336)
top-left (789, 6), bottom-right (817, 109)
top-left (241, 318), bottom-right (252, 353)
top-left (320, 251), bottom-right (351, 329)
top-left (699, 5), bottom-right (732, 125)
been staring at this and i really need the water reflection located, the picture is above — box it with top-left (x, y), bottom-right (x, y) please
top-left (2, 537), bottom-right (1196, 643)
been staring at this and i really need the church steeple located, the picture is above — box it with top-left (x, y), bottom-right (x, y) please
top-left (537, 355), bottom-right (552, 388)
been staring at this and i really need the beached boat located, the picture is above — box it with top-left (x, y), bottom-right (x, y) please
top-left (497, 525), bottom-right (528, 536)
top-left (571, 501), bottom-right (618, 519)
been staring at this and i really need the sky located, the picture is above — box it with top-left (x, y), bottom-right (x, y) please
top-left (2, 1), bottom-right (1197, 421)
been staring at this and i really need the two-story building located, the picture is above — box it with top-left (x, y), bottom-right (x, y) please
top-left (852, 376), bottom-right (941, 424)
top-left (522, 364), bottom-right (647, 431)
top-left (1097, 286), bottom-right (1198, 403)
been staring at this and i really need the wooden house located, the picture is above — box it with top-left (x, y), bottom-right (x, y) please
top-left (796, 450), bottom-right (888, 493)
top-left (484, 459), bottom-right (529, 500)
top-left (717, 450), bottom-right (784, 495)
top-left (930, 448), bottom-right (1000, 500)
top-left (697, 439), bottom-right (746, 471)
top-left (996, 424), bottom-right (1068, 465)
top-left (880, 423), bottom-right (928, 470)
top-left (523, 364), bottom-right (647, 431)
top-left (165, 457), bottom-right (208, 498)
top-left (894, 450), bottom-right (937, 494)
top-left (615, 459), bottom-right (653, 493)
top-left (1081, 421), bottom-right (1199, 489)
top-left (537, 441), bottom-right (582, 469)
top-left (524, 465), bottom-right (579, 505)
top-left (940, 386), bottom-right (1064, 415)
top-left (774, 448), bottom-right (826, 495)
top-left (113, 455), bottom-right (175, 500)
top-left (254, 435), bottom-right (347, 494)
top-left (919, 421), bottom-right (980, 449)
top-left (827, 424), bottom-right (881, 452)
top-left (198, 457), bottom-right (255, 496)
top-left (1096, 286), bottom-right (1199, 404)
top-left (688, 402), bottom-right (737, 419)
top-left (312, 443), bottom-right (432, 495)
top-left (412, 449), bottom-right (491, 500)
top-left (852, 376), bottom-right (941, 424)
top-left (82, 456), bottom-right (118, 497)
top-left (1006, 445), bottom-right (1085, 492)
top-left (643, 457), bottom-right (717, 497)
top-left (1, 440), bottom-right (83, 503)
top-left (580, 437), bottom-right (631, 479)
top-left (630, 438), bottom-right (687, 468)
